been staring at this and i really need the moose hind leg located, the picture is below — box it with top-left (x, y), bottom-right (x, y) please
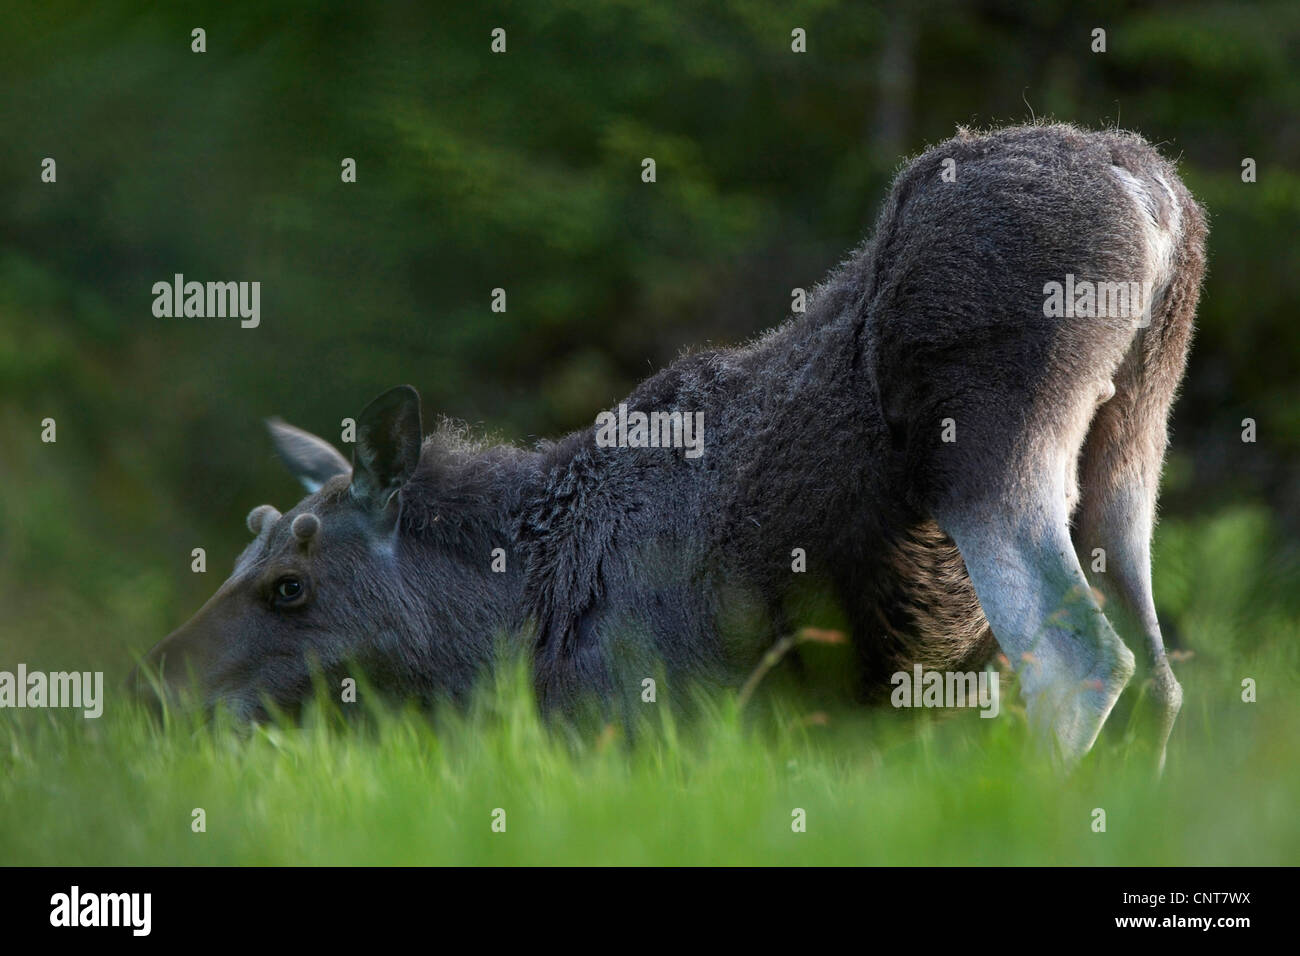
top-left (1076, 373), bottom-right (1185, 774)
top-left (937, 471), bottom-right (1136, 766)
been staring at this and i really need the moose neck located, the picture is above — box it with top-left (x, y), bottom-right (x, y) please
top-left (395, 444), bottom-right (539, 702)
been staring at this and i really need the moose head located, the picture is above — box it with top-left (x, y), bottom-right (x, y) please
top-left (131, 385), bottom-right (511, 720)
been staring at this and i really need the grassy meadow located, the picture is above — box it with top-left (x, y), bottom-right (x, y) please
top-left (2, 508), bottom-right (1296, 866)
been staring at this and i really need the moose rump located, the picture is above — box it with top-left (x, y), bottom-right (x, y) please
top-left (865, 125), bottom-right (1204, 766)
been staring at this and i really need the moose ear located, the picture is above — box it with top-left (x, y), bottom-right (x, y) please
top-left (266, 418), bottom-right (352, 492)
top-left (350, 385), bottom-right (423, 516)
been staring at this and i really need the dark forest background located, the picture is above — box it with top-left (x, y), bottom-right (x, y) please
top-left (1, 0), bottom-right (1297, 672)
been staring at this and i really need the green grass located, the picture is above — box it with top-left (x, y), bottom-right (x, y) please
top-left (2, 506), bottom-right (1298, 866)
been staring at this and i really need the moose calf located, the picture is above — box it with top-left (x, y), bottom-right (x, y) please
top-left (136, 123), bottom-right (1206, 769)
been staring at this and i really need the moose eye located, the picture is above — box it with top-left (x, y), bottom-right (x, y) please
top-left (273, 576), bottom-right (305, 604)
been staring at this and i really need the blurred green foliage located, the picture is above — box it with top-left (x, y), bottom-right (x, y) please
top-left (0, 0), bottom-right (1297, 675)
